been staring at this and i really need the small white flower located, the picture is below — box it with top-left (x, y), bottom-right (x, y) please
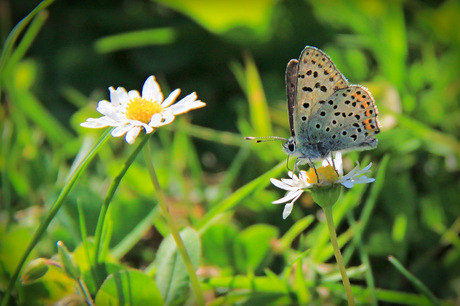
top-left (80, 76), bottom-right (206, 144)
top-left (270, 152), bottom-right (375, 219)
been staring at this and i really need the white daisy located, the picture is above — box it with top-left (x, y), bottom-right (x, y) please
top-left (80, 76), bottom-right (206, 144)
top-left (270, 152), bottom-right (375, 219)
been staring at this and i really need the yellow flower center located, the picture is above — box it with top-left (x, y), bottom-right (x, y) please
top-left (306, 165), bottom-right (339, 184)
top-left (125, 97), bottom-right (164, 123)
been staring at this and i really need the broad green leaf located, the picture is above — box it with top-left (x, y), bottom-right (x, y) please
top-left (0, 226), bottom-right (36, 276)
top-left (238, 224), bottom-right (279, 272)
top-left (21, 262), bottom-right (76, 305)
top-left (154, 227), bottom-right (201, 305)
top-left (153, 0), bottom-right (276, 35)
top-left (201, 223), bottom-right (239, 269)
top-left (95, 269), bottom-right (163, 305)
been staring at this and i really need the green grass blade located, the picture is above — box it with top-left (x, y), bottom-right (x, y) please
top-left (5, 11), bottom-right (48, 72)
top-left (111, 206), bottom-right (160, 260)
top-left (0, 0), bottom-right (55, 80)
top-left (1, 129), bottom-right (111, 306)
top-left (388, 256), bottom-right (440, 306)
top-left (94, 28), bottom-right (176, 53)
top-left (197, 161), bottom-right (285, 231)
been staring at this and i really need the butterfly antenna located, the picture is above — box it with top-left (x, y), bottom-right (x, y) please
top-left (245, 136), bottom-right (287, 143)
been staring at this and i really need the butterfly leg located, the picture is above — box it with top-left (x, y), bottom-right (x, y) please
top-left (308, 157), bottom-right (319, 184)
top-left (330, 152), bottom-right (339, 177)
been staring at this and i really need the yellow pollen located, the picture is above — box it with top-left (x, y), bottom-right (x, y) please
top-left (125, 97), bottom-right (163, 123)
top-left (306, 165), bottom-right (339, 184)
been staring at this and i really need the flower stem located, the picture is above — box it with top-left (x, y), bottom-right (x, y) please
top-left (323, 204), bottom-right (355, 306)
top-left (93, 133), bottom-right (152, 263)
top-left (1, 130), bottom-right (111, 306)
top-left (143, 145), bottom-right (205, 306)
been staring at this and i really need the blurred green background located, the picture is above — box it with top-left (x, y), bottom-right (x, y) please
top-left (1, 0), bottom-right (459, 304)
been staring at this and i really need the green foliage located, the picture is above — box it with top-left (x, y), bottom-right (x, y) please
top-left (1, 0), bottom-right (459, 305)
top-left (154, 228), bottom-right (200, 305)
top-left (95, 270), bottom-right (163, 305)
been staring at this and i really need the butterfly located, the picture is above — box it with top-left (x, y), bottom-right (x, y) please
top-left (246, 46), bottom-right (380, 167)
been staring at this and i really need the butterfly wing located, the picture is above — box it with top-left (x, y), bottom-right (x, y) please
top-left (308, 85), bottom-right (380, 152)
top-left (286, 59), bottom-right (299, 137)
top-left (294, 46), bottom-right (349, 144)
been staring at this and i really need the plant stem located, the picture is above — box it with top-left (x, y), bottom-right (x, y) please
top-left (323, 204), bottom-right (355, 306)
top-left (144, 145), bottom-right (205, 306)
top-left (93, 133), bottom-right (152, 263)
top-left (1, 130), bottom-right (111, 306)
top-left (78, 278), bottom-right (95, 306)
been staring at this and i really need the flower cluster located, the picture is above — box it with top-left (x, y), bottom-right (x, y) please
top-left (271, 152), bottom-right (375, 219)
top-left (81, 76), bottom-right (206, 144)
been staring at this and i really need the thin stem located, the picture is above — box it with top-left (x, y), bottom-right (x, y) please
top-left (1, 130), bottom-right (111, 306)
top-left (93, 133), bottom-right (152, 263)
top-left (143, 145), bottom-right (205, 306)
top-left (77, 278), bottom-right (95, 306)
top-left (323, 204), bottom-right (355, 306)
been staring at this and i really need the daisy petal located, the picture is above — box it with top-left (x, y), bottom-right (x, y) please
top-left (109, 87), bottom-right (121, 107)
top-left (112, 125), bottom-right (131, 137)
top-left (80, 118), bottom-right (109, 128)
top-left (161, 88), bottom-right (181, 108)
top-left (128, 90), bottom-right (141, 101)
top-left (270, 178), bottom-right (292, 191)
top-left (341, 180), bottom-right (354, 188)
top-left (272, 189), bottom-right (303, 204)
top-left (116, 87), bottom-right (130, 107)
top-left (282, 203), bottom-right (294, 219)
top-left (125, 125), bottom-right (141, 144)
top-left (142, 76), bottom-right (163, 103)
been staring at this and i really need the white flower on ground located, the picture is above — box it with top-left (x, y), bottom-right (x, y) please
top-left (270, 152), bottom-right (375, 219)
top-left (80, 76), bottom-right (206, 144)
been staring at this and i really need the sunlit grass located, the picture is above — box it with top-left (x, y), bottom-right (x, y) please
top-left (1, 0), bottom-right (459, 305)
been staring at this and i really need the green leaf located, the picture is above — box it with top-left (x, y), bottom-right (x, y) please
top-left (238, 224), bottom-right (279, 272)
top-left (57, 241), bottom-right (80, 280)
top-left (152, 0), bottom-right (276, 35)
top-left (0, 226), bottom-right (36, 276)
top-left (154, 227), bottom-right (201, 305)
top-left (201, 223), bottom-right (239, 269)
top-left (20, 258), bottom-right (50, 284)
top-left (21, 262), bottom-right (76, 305)
top-left (95, 269), bottom-right (163, 305)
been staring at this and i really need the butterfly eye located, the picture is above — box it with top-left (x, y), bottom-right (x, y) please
top-left (288, 141), bottom-right (295, 152)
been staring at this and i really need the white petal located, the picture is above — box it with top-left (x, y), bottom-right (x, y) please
top-left (142, 76), bottom-right (164, 103)
top-left (148, 113), bottom-right (163, 127)
top-left (270, 178), bottom-right (292, 191)
top-left (361, 162), bottom-right (373, 172)
top-left (341, 180), bottom-right (354, 188)
top-left (80, 118), bottom-right (109, 128)
top-left (149, 112), bottom-right (175, 128)
top-left (115, 87), bottom-right (130, 107)
top-left (161, 88), bottom-right (181, 108)
top-left (322, 156), bottom-right (331, 167)
top-left (128, 90), bottom-right (141, 101)
top-left (272, 189), bottom-right (303, 204)
top-left (282, 203), bottom-right (294, 219)
top-left (334, 152), bottom-right (343, 176)
top-left (112, 125), bottom-right (131, 137)
top-left (96, 100), bottom-right (121, 119)
top-left (125, 125), bottom-right (141, 144)
top-left (109, 87), bottom-right (121, 106)
top-left (169, 93), bottom-right (206, 115)
top-left (352, 177), bottom-right (375, 184)
top-left (141, 123), bottom-right (154, 134)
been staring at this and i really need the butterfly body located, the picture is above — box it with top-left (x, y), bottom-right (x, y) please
top-left (281, 46), bottom-right (380, 164)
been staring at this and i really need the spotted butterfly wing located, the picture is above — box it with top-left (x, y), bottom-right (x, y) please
top-left (288, 46), bottom-right (379, 161)
top-left (285, 59), bottom-right (298, 137)
top-left (307, 85), bottom-right (379, 153)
